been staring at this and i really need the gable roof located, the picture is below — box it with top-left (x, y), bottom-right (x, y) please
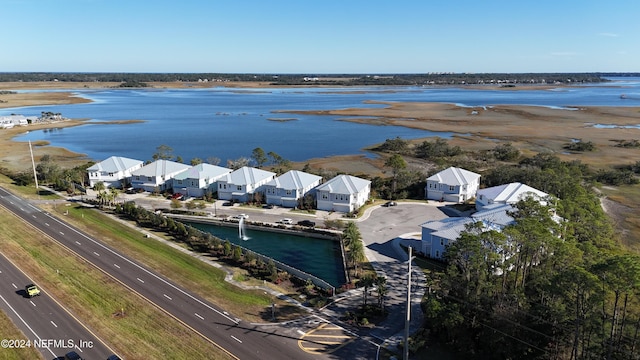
top-left (173, 163), bottom-right (231, 181)
top-left (265, 170), bottom-right (322, 190)
top-left (422, 204), bottom-right (515, 241)
top-left (223, 166), bottom-right (275, 186)
top-left (131, 160), bottom-right (190, 177)
top-left (87, 156), bottom-right (143, 173)
top-left (477, 182), bottom-right (548, 204)
top-left (315, 175), bottom-right (370, 195)
top-left (427, 167), bottom-right (480, 186)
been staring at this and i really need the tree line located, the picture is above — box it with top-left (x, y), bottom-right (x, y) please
top-left (0, 72), bottom-right (618, 86)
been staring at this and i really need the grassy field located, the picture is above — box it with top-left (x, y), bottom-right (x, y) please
top-left (0, 205), bottom-right (234, 360)
top-left (0, 311), bottom-right (44, 360)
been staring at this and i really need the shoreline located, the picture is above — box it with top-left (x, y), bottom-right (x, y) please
top-left (1, 83), bottom-right (639, 175)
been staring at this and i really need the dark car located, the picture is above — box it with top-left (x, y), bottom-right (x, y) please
top-left (384, 201), bottom-right (397, 207)
top-left (297, 220), bottom-right (316, 227)
top-left (106, 355), bottom-right (121, 360)
top-left (64, 351), bottom-right (83, 360)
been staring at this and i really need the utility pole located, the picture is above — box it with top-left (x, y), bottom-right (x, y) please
top-left (29, 140), bottom-right (39, 190)
top-left (404, 246), bottom-right (412, 360)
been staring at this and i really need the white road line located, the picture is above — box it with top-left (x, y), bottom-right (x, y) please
top-left (30, 301), bottom-right (36, 307)
top-left (137, 278), bottom-right (144, 283)
top-left (50, 320), bottom-right (58, 328)
top-left (297, 330), bottom-right (306, 335)
top-left (75, 241), bottom-right (81, 245)
top-left (231, 335), bottom-right (242, 343)
top-left (32, 215), bottom-right (37, 219)
top-left (195, 313), bottom-right (204, 320)
top-left (45, 222), bottom-right (49, 226)
top-left (163, 294), bottom-right (172, 300)
top-left (93, 251), bottom-right (100, 256)
top-left (11, 283), bottom-right (17, 289)
top-left (42, 211), bottom-right (240, 324)
top-left (59, 231), bottom-right (64, 235)
top-left (0, 294), bottom-right (55, 358)
top-left (113, 264), bottom-right (120, 269)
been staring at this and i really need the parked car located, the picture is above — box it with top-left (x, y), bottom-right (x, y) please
top-left (279, 218), bottom-right (293, 225)
top-left (297, 220), bottom-right (316, 227)
top-left (170, 193), bottom-right (183, 200)
top-left (263, 204), bottom-right (274, 209)
top-left (106, 355), bottom-right (121, 360)
top-left (384, 201), bottom-right (397, 207)
top-left (25, 283), bottom-right (40, 298)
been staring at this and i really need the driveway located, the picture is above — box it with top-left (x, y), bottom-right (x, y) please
top-left (335, 202), bottom-right (449, 348)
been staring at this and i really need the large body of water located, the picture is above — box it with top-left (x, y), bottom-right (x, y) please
top-left (5, 77), bottom-right (640, 164)
top-left (186, 222), bottom-right (345, 287)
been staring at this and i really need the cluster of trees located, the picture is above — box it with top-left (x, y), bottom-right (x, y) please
top-left (342, 222), bottom-right (367, 279)
top-left (423, 153), bottom-right (640, 359)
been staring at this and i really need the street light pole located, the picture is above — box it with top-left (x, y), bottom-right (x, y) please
top-left (404, 246), bottom-right (412, 360)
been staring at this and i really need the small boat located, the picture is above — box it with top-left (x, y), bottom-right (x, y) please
top-left (620, 94), bottom-right (627, 99)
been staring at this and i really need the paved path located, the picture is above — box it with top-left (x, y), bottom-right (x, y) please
top-left (321, 202), bottom-right (449, 350)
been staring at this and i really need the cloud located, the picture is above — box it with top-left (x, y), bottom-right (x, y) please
top-left (598, 32), bottom-right (620, 37)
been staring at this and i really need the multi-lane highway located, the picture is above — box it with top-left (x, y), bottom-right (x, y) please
top-left (0, 251), bottom-right (117, 359)
top-left (0, 186), bottom-right (377, 359)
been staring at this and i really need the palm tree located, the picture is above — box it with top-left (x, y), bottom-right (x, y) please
top-left (348, 239), bottom-right (366, 278)
top-left (357, 274), bottom-right (375, 307)
top-left (375, 276), bottom-right (388, 312)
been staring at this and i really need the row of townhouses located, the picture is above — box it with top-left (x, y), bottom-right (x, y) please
top-left (0, 115), bottom-right (34, 129)
top-left (87, 156), bottom-right (371, 213)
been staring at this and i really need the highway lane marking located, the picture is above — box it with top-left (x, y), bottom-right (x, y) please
top-left (297, 330), bottom-right (306, 335)
top-left (93, 251), bottom-right (100, 256)
top-left (59, 231), bottom-right (64, 236)
top-left (45, 222), bottom-right (49, 226)
top-left (164, 294), bottom-right (172, 300)
top-left (113, 263), bottom-right (120, 269)
top-left (30, 300), bottom-right (36, 307)
top-left (32, 215), bottom-right (37, 219)
top-left (41, 212), bottom-right (240, 324)
top-left (137, 277), bottom-right (145, 283)
top-left (75, 241), bottom-right (81, 245)
top-left (12, 283), bottom-right (17, 289)
top-left (195, 313), bottom-right (204, 320)
top-left (50, 320), bottom-right (58, 328)
top-left (0, 294), bottom-right (56, 358)
top-left (231, 335), bottom-right (242, 343)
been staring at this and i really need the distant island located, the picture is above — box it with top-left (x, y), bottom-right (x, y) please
top-left (1, 72), bottom-right (637, 87)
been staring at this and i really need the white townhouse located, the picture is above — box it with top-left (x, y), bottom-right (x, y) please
top-left (425, 167), bottom-right (481, 203)
top-left (264, 170), bottom-right (322, 208)
top-left (87, 156), bottom-right (144, 188)
top-left (217, 166), bottom-right (276, 203)
top-left (475, 182), bottom-right (549, 210)
top-left (0, 115), bottom-right (28, 128)
top-left (172, 163), bottom-right (231, 198)
top-left (130, 160), bottom-right (190, 193)
top-left (420, 203), bottom-right (514, 259)
top-left (315, 175), bottom-right (371, 213)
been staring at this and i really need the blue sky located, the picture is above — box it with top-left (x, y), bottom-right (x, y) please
top-left (4, 0), bottom-right (638, 73)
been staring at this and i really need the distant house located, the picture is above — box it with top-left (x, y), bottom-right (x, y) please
top-left (475, 182), bottom-right (549, 210)
top-left (264, 170), bottom-right (322, 208)
top-left (130, 160), bottom-right (190, 193)
top-left (425, 167), bottom-right (481, 203)
top-left (0, 115), bottom-right (29, 128)
top-left (315, 175), bottom-right (371, 213)
top-left (420, 203), bottom-right (514, 259)
top-left (172, 163), bottom-right (231, 198)
top-left (217, 166), bottom-right (276, 202)
top-left (87, 156), bottom-right (144, 188)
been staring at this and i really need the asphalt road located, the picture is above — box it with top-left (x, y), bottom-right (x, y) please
top-left (0, 187), bottom-right (346, 360)
top-left (0, 251), bottom-right (116, 360)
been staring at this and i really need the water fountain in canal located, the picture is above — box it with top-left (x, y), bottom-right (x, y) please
top-left (238, 217), bottom-right (248, 240)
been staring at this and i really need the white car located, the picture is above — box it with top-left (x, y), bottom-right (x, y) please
top-left (280, 218), bottom-right (293, 225)
top-left (239, 214), bottom-right (249, 219)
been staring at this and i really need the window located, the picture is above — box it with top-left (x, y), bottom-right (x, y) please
top-left (322, 193), bottom-right (328, 199)
top-left (440, 239), bottom-right (444, 246)
top-left (135, 176), bottom-right (140, 181)
top-left (286, 190), bottom-right (292, 195)
top-left (147, 177), bottom-right (152, 181)
top-left (108, 172), bottom-right (114, 177)
top-left (237, 185), bottom-right (242, 191)
top-left (435, 250), bottom-right (440, 258)
top-left (449, 186), bottom-right (455, 191)
top-left (177, 180), bottom-right (182, 185)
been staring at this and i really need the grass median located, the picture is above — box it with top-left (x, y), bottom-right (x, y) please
top-left (0, 311), bottom-right (44, 360)
top-left (0, 206), bottom-right (233, 360)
